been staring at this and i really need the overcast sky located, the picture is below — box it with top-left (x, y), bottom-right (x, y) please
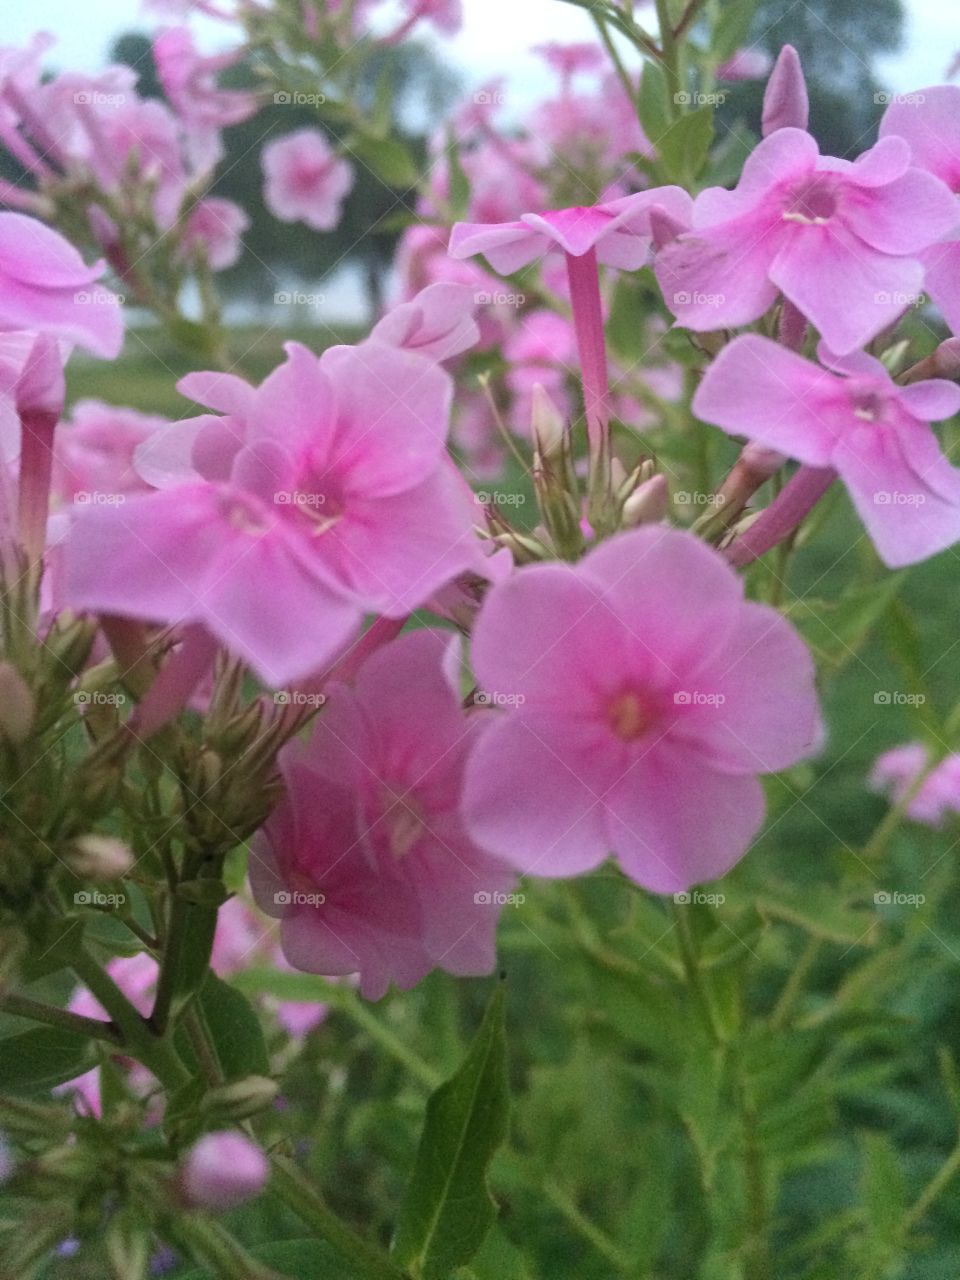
top-left (4, 0), bottom-right (960, 106)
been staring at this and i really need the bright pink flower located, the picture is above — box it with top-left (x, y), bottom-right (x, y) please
top-left (262, 129), bottom-right (354, 231)
top-left (250, 629), bottom-right (516, 999)
top-left (54, 400), bottom-right (165, 505)
top-left (178, 1132), bottom-right (269, 1211)
top-left (153, 27), bottom-right (257, 129)
top-left (179, 197), bottom-right (249, 271)
top-left (879, 86), bottom-right (960, 334)
top-left (655, 129), bottom-right (958, 354)
top-left (463, 526), bottom-right (822, 894)
top-left (693, 335), bottom-right (960, 567)
top-left (0, 214), bottom-right (122, 358)
top-left (870, 742), bottom-right (960, 827)
top-left (65, 341), bottom-right (484, 685)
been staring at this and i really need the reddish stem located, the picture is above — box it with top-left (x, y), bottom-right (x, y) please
top-left (724, 464), bottom-right (835, 569)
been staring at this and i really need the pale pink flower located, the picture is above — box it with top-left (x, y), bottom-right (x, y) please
top-left (463, 526), bottom-right (822, 894)
top-left (250, 630), bottom-right (516, 999)
top-left (65, 341), bottom-right (484, 685)
top-left (655, 128), bottom-right (958, 354)
top-left (693, 335), bottom-right (960, 567)
top-left (0, 214), bottom-right (122, 358)
top-left (262, 129), bottom-right (354, 231)
top-left (368, 282), bottom-right (479, 363)
top-left (179, 197), bottom-right (250, 270)
top-left (54, 401), bottom-right (165, 505)
top-left (178, 1132), bottom-right (268, 1211)
top-left (153, 27), bottom-right (257, 129)
top-left (879, 86), bottom-right (960, 334)
top-left (533, 42), bottom-right (606, 86)
top-left (870, 743), bottom-right (960, 827)
top-left (718, 47), bottom-right (773, 82)
top-left (761, 44), bottom-right (808, 133)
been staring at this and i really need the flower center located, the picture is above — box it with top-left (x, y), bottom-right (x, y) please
top-left (380, 788), bottom-right (426, 859)
top-left (783, 177), bottom-right (840, 225)
top-left (607, 691), bottom-right (650, 742)
top-left (220, 492), bottom-right (272, 536)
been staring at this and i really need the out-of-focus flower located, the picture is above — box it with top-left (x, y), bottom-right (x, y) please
top-left (262, 129), bottom-right (354, 231)
top-left (870, 743), bottom-right (960, 826)
top-left (179, 197), bottom-right (250, 271)
top-left (178, 1131), bottom-right (269, 1211)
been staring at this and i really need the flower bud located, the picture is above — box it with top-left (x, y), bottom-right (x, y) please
top-left (178, 1131), bottom-right (269, 1211)
top-left (622, 474), bottom-right (669, 527)
top-left (0, 663), bottom-right (34, 744)
top-left (933, 337), bottom-right (960, 379)
top-left (203, 1074), bottom-right (279, 1121)
top-left (531, 384), bottom-right (565, 461)
top-left (69, 835), bottom-right (134, 881)
top-left (740, 443), bottom-right (787, 482)
top-left (762, 44), bottom-right (809, 136)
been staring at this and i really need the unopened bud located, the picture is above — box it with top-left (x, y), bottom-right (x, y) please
top-left (622, 474), bottom-right (669, 527)
top-left (934, 337), bottom-right (960, 379)
top-left (178, 1131), bottom-right (269, 1211)
top-left (762, 44), bottom-right (808, 136)
top-left (531, 384), bottom-right (565, 460)
top-left (0, 663), bottom-right (34, 744)
top-left (69, 835), bottom-right (134, 881)
top-left (740, 443), bottom-right (787, 482)
top-left (203, 1074), bottom-right (279, 1121)
top-left (16, 335), bottom-right (64, 421)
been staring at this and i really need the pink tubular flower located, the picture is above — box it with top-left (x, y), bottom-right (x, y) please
top-left (65, 340), bottom-right (483, 686)
top-left (655, 128), bottom-right (958, 355)
top-left (0, 214), bottom-right (122, 358)
top-left (462, 526), bottom-right (822, 894)
top-left (153, 27), bottom-right (257, 129)
top-left (179, 197), bottom-right (250, 271)
top-left (879, 86), bottom-right (960, 334)
top-left (178, 1131), bottom-right (269, 1211)
top-left (693, 335), bottom-right (960, 567)
top-left (250, 629), bottom-right (516, 1000)
top-left (870, 743), bottom-right (960, 827)
top-left (262, 129), bottom-right (354, 231)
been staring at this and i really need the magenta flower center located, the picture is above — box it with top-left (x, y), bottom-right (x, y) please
top-left (783, 176), bottom-right (841, 225)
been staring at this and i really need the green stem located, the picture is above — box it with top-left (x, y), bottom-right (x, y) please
top-left (861, 753), bottom-right (943, 863)
top-left (270, 1155), bottom-right (409, 1280)
top-left (901, 1137), bottom-right (960, 1236)
top-left (339, 996), bottom-right (442, 1090)
top-left (543, 1179), bottom-right (635, 1274)
top-left (733, 1043), bottom-right (772, 1280)
top-left (165, 1213), bottom-right (286, 1280)
top-left (0, 992), bottom-right (123, 1045)
top-left (654, 0), bottom-right (681, 115)
top-left (593, 12), bottom-right (637, 109)
top-left (769, 937), bottom-right (821, 1030)
top-left (671, 902), bottom-right (724, 1044)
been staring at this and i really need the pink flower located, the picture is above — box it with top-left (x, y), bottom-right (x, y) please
top-left (179, 197), bottom-right (250, 270)
top-left (879, 86), bottom-right (960, 334)
top-left (655, 128), bottom-right (958, 354)
top-left (54, 400), bottom-right (165, 505)
top-left (717, 47), bottom-right (773, 82)
top-left (693, 335), bottom-right (960, 567)
top-left (462, 526), bottom-right (822, 894)
top-left (262, 129), bottom-right (354, 231)
top-left (368, 282), bottom-right (480, 363)
top-left (533, 42), bottom-right (606, 86)
top-left (153, 27), bottom-right (257, 130)
top-left (870, 743), bottom-right (960, 827)
top-left (65, 341), bottom-right (484, 685)
top-left (178, 1132), bottom-right (269, 1211)
top-left (761, 44), bottom-right (808, 134)
top-left (250, 629), bottom-right (516, 999)
top-left (0, 214), bottom-right (122, 358)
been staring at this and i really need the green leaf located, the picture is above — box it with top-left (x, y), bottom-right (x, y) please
top-left (193, 973), bottom-right (270, 1080)
top-left (0, 1026), bottom-right (94, 1095)
top-left (445, 130), bottom-right (471, 221)
top-left (392, 984), bottom-right (510, 1280)
top-left (657, 106), bottom-right (715, 184)
top-left (637, 62), bottom-right (671, 151)
top-left (784, 574), bottom-right (904, 675)
top-left (347, 134), bottom-right (419, 188)
top-left (712, 0), bottom-right (761, 62)
top-left (178, 1239), bottom-right (365, 1280)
